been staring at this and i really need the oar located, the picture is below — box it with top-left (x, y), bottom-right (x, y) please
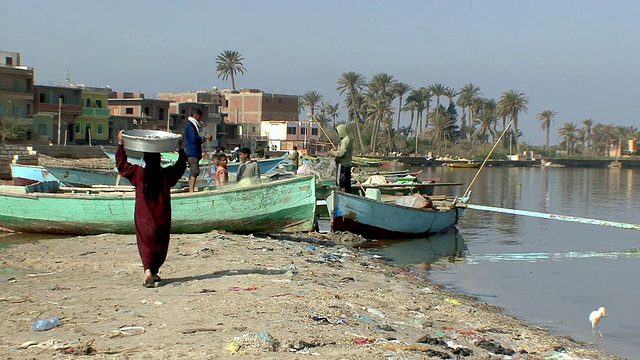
top-left (466, 203), bottom-right (640, 231)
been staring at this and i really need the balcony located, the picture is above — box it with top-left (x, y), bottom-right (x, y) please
top-left (82, 107), bottom-right (110, 117)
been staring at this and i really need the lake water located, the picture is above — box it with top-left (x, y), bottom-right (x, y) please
top-left (369, 165), bottom-right (639, 359)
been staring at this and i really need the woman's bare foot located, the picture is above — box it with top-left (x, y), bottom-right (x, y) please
top-left (143, 269), bottom-right (156, 288)
top-left (153, 274), bottom-right (161, 282)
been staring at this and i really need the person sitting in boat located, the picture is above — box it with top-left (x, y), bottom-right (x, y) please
top-left (328, 124), bottom-right (354, 193)
top-left (115, 130), bottom-right (187, 288)
top-left (215, 153), bottom-right (229, 186)
top-left (205, 153), bottom-right (220, 188)
top-left (236, 147), bottom-right (260, 182)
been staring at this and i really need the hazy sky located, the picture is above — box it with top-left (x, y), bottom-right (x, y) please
top-left (2, 0), bottom-right (638, 145)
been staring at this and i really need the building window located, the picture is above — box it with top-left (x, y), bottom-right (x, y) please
top-left (181, 109), bottom-right (186, 119)
top-left (5, 57), bottom-right (13, 66)
top-left (37, 123), bottom-right (47, 135)
top-left (39, 93), bottom-right (45, 103)
top-left (126, 107), bottom-right (133, 114)
top-left (287, 126), bottom-right (296, 135)
top-left (300, 127), bottom-right (307, 135)
top-left (95, 99), bottom-right (102, 108)
top-left (251, 126), bottom-right (256, 133)
top-left (144, 106), bottom-right (150, 116)
top-left (86, 98), bottom-right (91, 107)
top-left (75, 123), bottom-right (80, 133)
top-left (97, 123), bottom-right (104, 135)
top-left (26, 104), bottom-right (31, 115)
top-left (158, 108), bottom-right (164, 120)
top-left (312, 128), bottom-right (318, 136)
top-left (26, 78), bottom-right (32, 90)
top-left (59, 95), bottom-right (65, 104)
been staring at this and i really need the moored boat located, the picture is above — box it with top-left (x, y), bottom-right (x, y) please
top-left (0, 175), bottom-right (316, 235)
top-left (329, 190), bottom-right (466, 239)
top-left (10, 163), bottom-right (59, 186)
top-left (448, 161), bottom-right (480, 168)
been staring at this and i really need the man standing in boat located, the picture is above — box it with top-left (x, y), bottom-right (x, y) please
top-left (328, 124), bottom-right (353, 193)
top-left (184, 109), bottom-right (212, 192)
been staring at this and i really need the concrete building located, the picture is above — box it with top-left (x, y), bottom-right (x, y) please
top-left (107, 91), bottom-right (171, 144)
top-left (0, 51), bottom-right (34, 119)
top-left (223, 89), bottom-right (318, 152)
top-left (158, 90), bottom-right (222, 150)
top-left (0, 51), bottom-right (34, 142)
top-left (76, 87), bottom-right (111, 144)
top-left (33, 85), bottom-right (83, 145)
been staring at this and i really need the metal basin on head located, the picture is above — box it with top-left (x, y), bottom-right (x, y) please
top-left (122, 130), bottom-right (180, 153)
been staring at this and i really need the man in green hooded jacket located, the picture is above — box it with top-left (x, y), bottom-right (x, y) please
top-left (328, 124), bottom-right (354, 193)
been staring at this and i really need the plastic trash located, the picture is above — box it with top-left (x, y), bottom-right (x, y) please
top-left (31, 316), bottom-right (59, 331)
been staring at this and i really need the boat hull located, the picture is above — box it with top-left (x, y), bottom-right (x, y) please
top-left (44, 166), bottom-right (132, 187)
top-left (10, 164), bottom-right (59, 186)
top-left (0, 175), bottom-right (316, 235)
top-left (330, 191), bottom-right (465, 238)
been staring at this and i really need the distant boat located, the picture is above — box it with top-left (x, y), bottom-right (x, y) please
top-left (448, 161), bottom-right (480, 168)
top-left (0, 175), bottom-right (316, 235)
top-left (329, 191), bottom-right (467, 239)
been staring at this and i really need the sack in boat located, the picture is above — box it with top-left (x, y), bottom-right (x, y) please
top-left (395, 194), bottom-right (432, 209)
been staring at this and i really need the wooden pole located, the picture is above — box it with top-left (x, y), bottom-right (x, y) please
top-left (57, 97), bottom-right (62, 145)
top-left (307, 113), bottom-right (336, 149)
top-left (462, 119), bottom-right (514, 198)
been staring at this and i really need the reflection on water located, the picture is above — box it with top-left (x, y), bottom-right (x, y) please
top-left (358, 232), bottom-right (467, 267)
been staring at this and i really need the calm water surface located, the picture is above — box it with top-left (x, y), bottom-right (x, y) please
top-left (370, 166), bottom-right (639, 359)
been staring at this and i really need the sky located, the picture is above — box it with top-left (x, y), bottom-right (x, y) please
top-left (2, 0), bottom-right (639, 146)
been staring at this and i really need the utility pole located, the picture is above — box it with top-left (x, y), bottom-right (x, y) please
top-left (57, 97), bottom-right (62, 145)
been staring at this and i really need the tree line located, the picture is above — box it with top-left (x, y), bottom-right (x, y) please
top-left (217, 51), bottom-right (639, 157)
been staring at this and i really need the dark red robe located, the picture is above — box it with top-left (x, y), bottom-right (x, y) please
top-left (116, 145), bottom-right (187, 274)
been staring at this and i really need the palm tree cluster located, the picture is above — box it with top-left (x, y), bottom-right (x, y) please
top-left (330, 72), bottom-right (533, 156)
top-left (557, 120), bottom-right (638, 156)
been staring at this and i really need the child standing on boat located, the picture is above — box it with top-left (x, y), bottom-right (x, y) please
top-left (115, 130), bottom-right (188, 288)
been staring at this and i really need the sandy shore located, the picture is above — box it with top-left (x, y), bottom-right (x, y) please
top-left (0, 230), bottom-right (620, 359)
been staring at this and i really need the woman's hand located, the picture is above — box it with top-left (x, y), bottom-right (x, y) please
top-left (118, 130), bottom-right (125, 145)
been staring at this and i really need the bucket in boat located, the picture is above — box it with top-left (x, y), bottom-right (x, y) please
top-left (365, 188), bottom-right (381, 202)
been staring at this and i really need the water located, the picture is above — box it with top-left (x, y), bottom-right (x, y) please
top-left (371, 166), bottom-right (639, 358)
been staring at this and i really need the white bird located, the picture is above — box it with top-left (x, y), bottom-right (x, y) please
top-left (589, 306), bottom-right (606, 338)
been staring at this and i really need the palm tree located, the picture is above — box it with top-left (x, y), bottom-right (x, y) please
top-left (443, 87), bottom-right (458, 109)
top-left (429, 112), bottom-right (455, 155)
top-left (497, 90), bottom-right (529, 152)
top-left (300, 90), bottom-right (324, 117)
top-left (215, 50), bottom-right (246, 91)
top-left (365, 97), bottom-right (394, 153)
top-left (337, 72), bottom-right (367, 153)
top-left (429, 84), bottom-right (447, 114)
top-left (537, 109), bottom-right (557, 154)
top-left (326, 103), bottom-right (340, 129)
top-left (582, 118), bottom-right (594, 155)
top-left (391, 82), bottom-right (412, 133)
top-left (457, 83), bottom-right (482, 131)
top-left (368, 73), bottom-right (396, 99)
top-left (558, 122), bottom-right (578, 155)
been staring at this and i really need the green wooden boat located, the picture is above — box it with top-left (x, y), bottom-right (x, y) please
top-left (0, 175), bottom-right (316, 235)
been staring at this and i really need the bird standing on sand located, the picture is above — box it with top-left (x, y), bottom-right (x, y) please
top-left (589, 306), bottom-right (606, 338)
